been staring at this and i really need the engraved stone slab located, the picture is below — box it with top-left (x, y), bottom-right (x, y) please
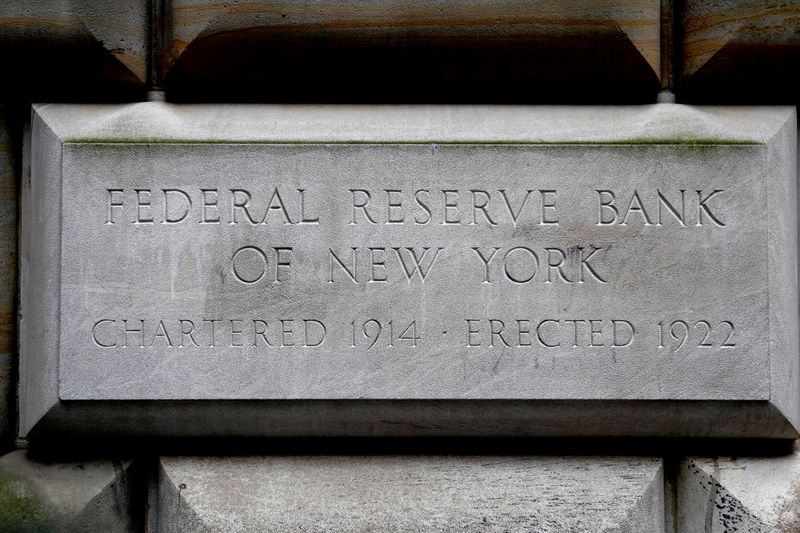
top-left (20, 104), bottom-right (799, 439)
top-left (154, 456), bottom-right (665, 532)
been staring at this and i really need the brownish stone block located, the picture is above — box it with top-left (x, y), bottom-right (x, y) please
top-left (0, 1), bottom-right (148, 101)
top-left (680, 0), bottom-right (800, 102)
top-left (164, 0), bottom-right (661, 102)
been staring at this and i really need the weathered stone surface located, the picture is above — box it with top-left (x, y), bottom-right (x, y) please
top-left (154, 455), bottom-right (664, 532)
top-left (19, 104), bottom-right (799, 439)
top-left (164, 0), bottom-right (660, 102)
top-left (677, 446), bottom-right (800, 532)
top-left (0, 1), bottom-right (147, 101)
top-left (0, 450), bottom-right (140, 532)
top-left (680, 0), bottom-right (800, 102)
top-left (0, 109), bottom-right (15, 445)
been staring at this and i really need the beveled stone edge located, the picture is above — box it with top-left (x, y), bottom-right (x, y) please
top-left (765, 107), bottom-right (799, 435)
top-left (24, 400), bottom-right (800, 440)
top-left (19, 108), bottom-right (62, 438)
top-left (32, 103), bottom-right (793, 145)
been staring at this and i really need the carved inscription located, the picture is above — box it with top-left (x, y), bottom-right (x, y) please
top-left (92, 183), bottom-right (734, 357)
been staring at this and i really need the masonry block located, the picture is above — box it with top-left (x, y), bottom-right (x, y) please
top-left (164, 0), bottom-right (660, 102)
top-left (155, 455), bottom-right (664, 532)
top-left (680, 0), bottom-right (800, 102)
top-left (0, 450), bottom-right (141, 532)
top-left (0, 1), bottom-right (148, 101)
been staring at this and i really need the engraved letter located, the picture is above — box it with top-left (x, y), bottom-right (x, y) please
top-left (503, 247), bottom-right (539, 284)
top-left (304, 320), bottom-right (326, 347)
top-left (349, 189), bottom-right (377, 224)
top-left (329, 248), bottom-right (358, 283)
top-left (612, 320), bottom-right (634, 347)
top-left (281, 319), bottom-right (294, 346)
top-left (471, 247), bottom-right (500, 283)
top-left (150, 320), bottom-right (174, 347)
top-left (253, 320), bottom-right (273, 347)
top-left (657, 190), bottom-right (686, 226)
top-left (565, 319), bottom-right (586, 347)
top-left (162, 189), bottom-right (192, 224)
top-left (230, 319), bottom-right (243, 347)
top-left (540, 190), bottom-right (558, 225)
top-left (579, 246), bottom-right (607, 283)
top-left (490, 319), bottom-right (510, 347)
top-left (621, 190), bottom-right (653, 225)
top-left (499, 189), bottom-right (532, 227)
top-left (231, 246), bottom-right (268, 284)
top-left (203, 319), bottom-right (222, 347)
top-left (201, 189), bottom-right (220, 223)
top-left (298, 189), bottom-right (319, 224)
top-left (536, 319), bottom-right (560, 347)
top-left (122, 319), bottom-right (145, 348)
top-left (414, 190), bottom-right (432, 225)
top-left (470, 190), bottom-right (497, 226)
top-left (696, 189), bottom-right (725, 226)
top-left (517, 320), bottom-right (532, 346)
top-left (369, 247), bottom-right (387, 282)
top-left (466, 319), bottom-right (481, 346)
top-left (92, 319), bottom-right (117, 347)
top-left (264, 187), bottom-right (293, 224)
top-left (442, 190), bottom-right (461, 225)
top-left (545, 247), bottom-right (570, 283)
top-left (392, 247), bottom-right (444, 282)
top-left (386, 190), bottom-right (404, 224)
top-left (106, 189), bottom-right (124, 224)
top-left (134, 189), bottom-right (154, 224)
top-left (179, 320), bottom-right (199, 347)
top-left (230, 189), bottom-right (259, 224)
top-left (596, 190), bottom-right (618, 225)
top-left (589, 319), bottom-right (604, 347)
top-left (275, 247), bottom-right (292, 282)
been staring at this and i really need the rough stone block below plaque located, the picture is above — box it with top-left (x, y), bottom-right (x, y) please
top-left (0, 451), bottom-right (141, 532)
top-left (19, 104), bottom-right (799, 440)
top-left (164, 0), bottom-right (660, 102)
top-left (154, 456), bottom-right (664, 532)
top-left (677, 448), bottom-right (800, 531)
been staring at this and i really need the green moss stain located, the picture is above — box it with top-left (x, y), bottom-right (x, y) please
top-left (0, 470), bottom-right (57, 533)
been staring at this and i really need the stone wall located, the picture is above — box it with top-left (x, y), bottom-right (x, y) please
top-left (1, 1), bottom-right (799, 531)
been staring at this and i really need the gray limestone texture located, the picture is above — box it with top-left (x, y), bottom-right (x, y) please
top-left (0, 450), bottom-right (139, 532)
top-left (154, 455), bottom-right (664, 532)
top-left (677, 446), bottom-right (800, 532)
top-left (19, 103), bottom-right (799, 439)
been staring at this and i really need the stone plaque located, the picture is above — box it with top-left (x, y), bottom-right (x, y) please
top-left (20, 104), bottom-right (798, 439)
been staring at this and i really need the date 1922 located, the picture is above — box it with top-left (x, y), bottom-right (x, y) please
top-left (657, 320), bottom-right (735, 352)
